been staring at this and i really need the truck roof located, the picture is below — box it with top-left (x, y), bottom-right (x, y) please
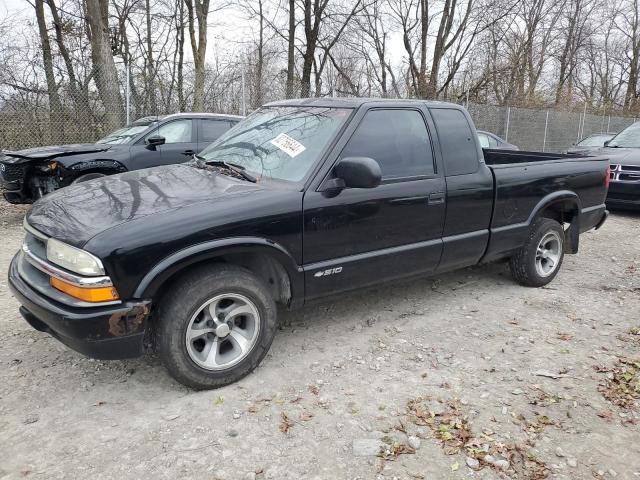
top-left (265, 97), bottom-right (464, 109)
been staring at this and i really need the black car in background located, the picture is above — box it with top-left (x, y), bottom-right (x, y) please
top-left (0, 113), bottom-right (242, 204)
top-left (566, 133), bottom-right (615, 155)
top-left (598, 123), bottom-right (640, 209)
top-left (477, 130), bottom-right (519, 150)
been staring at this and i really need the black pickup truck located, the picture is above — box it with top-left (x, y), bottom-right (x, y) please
top-left (8, 99), bottom-right (609, 389)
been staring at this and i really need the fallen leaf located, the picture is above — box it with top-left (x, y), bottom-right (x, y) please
top-left (279, 412), bottom-right (293, 433)
top-left (451, 462), bottom-right (459, 471)
top-left (299, 411), bottom-right (313, 421)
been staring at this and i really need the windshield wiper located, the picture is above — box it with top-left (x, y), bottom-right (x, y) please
top-left (194, 155), bottom-right (257, 183)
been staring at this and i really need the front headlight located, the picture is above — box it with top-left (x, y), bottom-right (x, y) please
top-left (46, 238), bottom-right (105, 276)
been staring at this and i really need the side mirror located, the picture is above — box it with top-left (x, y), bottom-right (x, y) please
top-left (146, 135), bottom-right (166, 150)
top-left (332, 157), bottom-right (382, 189)
top-left (603, 140), bottom-right (610, 147)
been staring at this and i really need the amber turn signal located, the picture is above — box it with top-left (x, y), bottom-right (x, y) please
top-left (50, 277), bottom-right (120, 303)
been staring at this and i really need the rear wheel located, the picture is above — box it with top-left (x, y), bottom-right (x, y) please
top-left (509, 218), bottom-right (564, 287)
top-left (156, 264), bottom-right (277, 389)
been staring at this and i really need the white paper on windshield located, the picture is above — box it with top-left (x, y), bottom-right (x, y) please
top-left (270, 133), bottom-right (306, 158)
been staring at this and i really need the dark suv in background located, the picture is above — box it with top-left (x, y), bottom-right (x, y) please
top-left (0, 113), bottom-right (242, 204)
top-left (597, 122), bottom-right (640, 209)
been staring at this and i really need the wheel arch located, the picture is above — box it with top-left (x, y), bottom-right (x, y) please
top-left (528, 191), bottom-right (582, 254)
top-left (135, 238), bottom-right (304, 308)
top-left (64, 159), bottom-right (128, 178)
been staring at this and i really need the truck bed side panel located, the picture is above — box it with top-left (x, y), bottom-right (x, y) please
top-left (484, 158), bottom-right (608, 261)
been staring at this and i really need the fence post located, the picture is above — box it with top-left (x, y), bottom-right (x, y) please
top-left (505, 107), bottom-right (511, 141)
top-left (125, 63), bottom-right (130, 124)
top-left (241, 68), bottom-right (246, 116)
top-left (607, 116), bottom-right (611, 133)
top-left (542, 110), bottom-right (549, 152)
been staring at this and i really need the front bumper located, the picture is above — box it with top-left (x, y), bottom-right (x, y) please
top-left (8, 254), bottom-right (150, 360)
top-left (607, 181), bottom-right (640, 209)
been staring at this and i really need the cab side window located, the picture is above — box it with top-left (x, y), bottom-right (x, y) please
top-left (149, 119), bottom-right (193, 144)
top-left (340, 109), bottom-right (435, 180)
top-left (430, 108), bottom-right (479, 176)
top-left (478, 133), bottom-right (490, 148)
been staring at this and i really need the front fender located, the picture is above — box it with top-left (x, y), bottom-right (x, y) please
top-left (64, 159), bottom-right (127, 174)
top-left (133, 237), bottom-right (304, 306)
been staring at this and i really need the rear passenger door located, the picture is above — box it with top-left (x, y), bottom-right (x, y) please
top-left (198, 119), bottom-right (235, 151)
top-left (303, 107), bottom-right (446, 300)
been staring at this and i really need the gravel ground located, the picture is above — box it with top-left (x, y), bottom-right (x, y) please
top-left (0, 198), bottom-right (639, 480)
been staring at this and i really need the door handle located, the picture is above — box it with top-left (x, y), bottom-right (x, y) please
top-left (182, 149), bottom-right (196, 156)
top-left (428, 192), bottom-right (445, 205)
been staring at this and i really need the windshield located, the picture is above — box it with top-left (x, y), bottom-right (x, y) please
top-left (96, 124), bottom-right (151, 144)
top-left (608, 123), bottom-right (640, 148)
top-left (577, 134), bottom-right (612, 147)
top-left (198, 106), bottom-right (351, 182)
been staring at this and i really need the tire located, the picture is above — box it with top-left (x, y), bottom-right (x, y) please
top-left (72, 172), bottom-right (106, 183)
top-left (156, 264), bottom-right (277, 389)
top-left (509, 218), bottom-right (565, 287)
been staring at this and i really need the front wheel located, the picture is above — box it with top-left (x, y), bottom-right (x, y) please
top-left (156, 264), bottom-right (277, 389)
top-left (509, 218), bottom-right (565, 287)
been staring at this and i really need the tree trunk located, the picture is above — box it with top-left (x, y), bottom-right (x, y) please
top-left (85, 0), bottom-right (124, 130)
top-left (145, 0), bottom-right (157, 114)
top-left (255, 0), bottom-right (264, 107)
top-left (47, 0), bottom-right (94, 137)
top-left (177, 0), bottom-right (186, 110)
top-left (286, 0), bottom-right (296, 98)
top-left (184, 0), bottom-right (210, 111)
top-left (35, 0), bottom-right (64, 143)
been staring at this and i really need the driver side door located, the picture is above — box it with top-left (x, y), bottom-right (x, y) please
top-left (302, 107), bottom-right (446, 300)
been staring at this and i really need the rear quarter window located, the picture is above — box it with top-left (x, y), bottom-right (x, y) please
top-left (430, 108), bottom-right (479, 176)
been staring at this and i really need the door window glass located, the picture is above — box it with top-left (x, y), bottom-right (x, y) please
top-left (478, 133), bottom-right (490, 148)
top-left (340, 109), bottom-right (435, 179)
top-left (151, 119), bottom-right (193, 144)
top-left (201, 120), bottom-right (232, 143)
top-left (430, 108), bottom-right (479, 176)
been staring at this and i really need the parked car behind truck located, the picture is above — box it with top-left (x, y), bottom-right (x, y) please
top-left (9, 99), bottom-right (609, 389)
top-left (596, 122), bottom-right (640, 209)
top-left (0, 113), bottom-right (242, 204)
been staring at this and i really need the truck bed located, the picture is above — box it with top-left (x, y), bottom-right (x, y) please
top-left (481, 148), bottom-right (609, 263)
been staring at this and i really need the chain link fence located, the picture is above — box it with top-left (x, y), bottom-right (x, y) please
top-left (466, 102), bottom-right (636, 152)
top-left (0, 83), bottom-right (637, 152)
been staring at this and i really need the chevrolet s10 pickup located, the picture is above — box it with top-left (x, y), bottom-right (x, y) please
top-left (9, 99), bottom-right (609, 389)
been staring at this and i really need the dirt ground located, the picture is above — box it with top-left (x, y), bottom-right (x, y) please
top-left (0, 198), bottom-right (639, 480)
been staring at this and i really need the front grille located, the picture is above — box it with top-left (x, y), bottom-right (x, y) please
top-left (610, 163), bottom-right (640, 182)
top-left (620, 173), bottom-right (640, 181)
top-left (0, 162), bottom-right (26, 181)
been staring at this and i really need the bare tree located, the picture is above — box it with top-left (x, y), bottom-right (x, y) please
top-left (33, 0), bottom-right (64, 141)
top-left (85, 0), bottom-right (124, 128)
top-left (184, 0), bottom-right (210, 110)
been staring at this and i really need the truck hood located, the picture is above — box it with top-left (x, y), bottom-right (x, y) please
top-left (596, 147), bottom-right (640, 166)
top-left (26, 164), bottom-right (266, 246)
top-left (1, 143), bottom-right (113, 164)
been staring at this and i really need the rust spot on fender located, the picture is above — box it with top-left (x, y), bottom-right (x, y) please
top-left (108, 301), bottom-right (151, 337)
